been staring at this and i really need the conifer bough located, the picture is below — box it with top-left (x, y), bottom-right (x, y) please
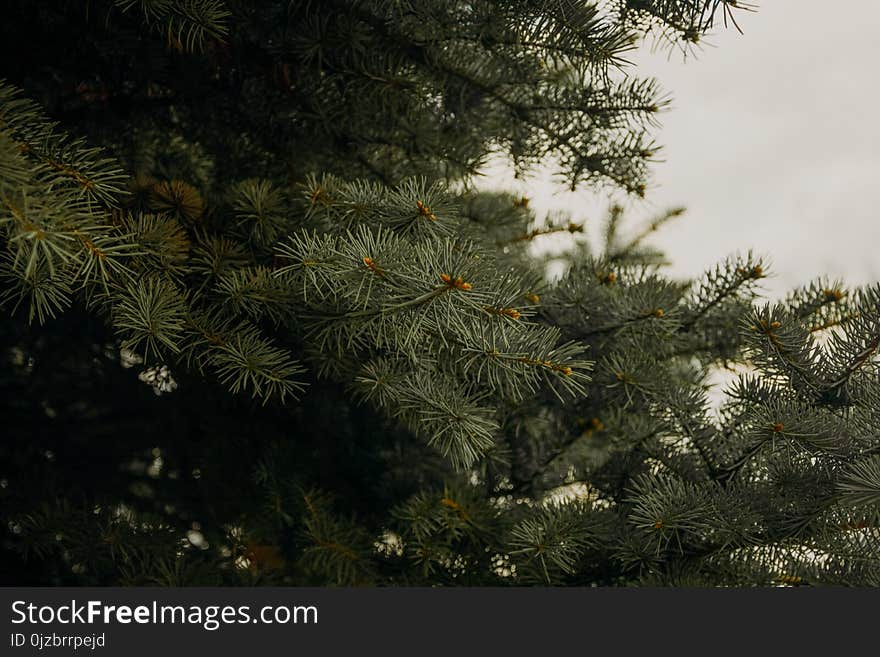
top-left (2, 0), bottom-right (879, 587)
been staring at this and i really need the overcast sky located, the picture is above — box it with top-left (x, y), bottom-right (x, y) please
top-left (487, 1), bottom-right (880, 298)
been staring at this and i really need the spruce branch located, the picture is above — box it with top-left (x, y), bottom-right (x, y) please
top-left (394, 375), bottom-right (499, 471)
top-left (0, 81), bottom-right (128, 207)
top-left (837, 456), bottom-right (880, 509)
top-left (230, 179), bottom-right (288, 248)
top-left (681, 252), bottom-right (766, 332)
top-left (0, 254), bottom-right (72, 324)
top-left (210, 329), bottom-right (307, 404)
top-left (113, 0), bottom-right (231, 53)
top-left (298, 489), bottom-right (376, 586)
top-left (113, 276), bottom-right (187, 360)
top-left (509, 502), bottom-right (594, 583)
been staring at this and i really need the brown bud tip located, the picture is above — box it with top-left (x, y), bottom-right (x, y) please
top-left (417, 200), bottom-right (437, 220)
top-left (823, 288), bottom-right (844, 301)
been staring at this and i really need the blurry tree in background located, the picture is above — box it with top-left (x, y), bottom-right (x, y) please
top-left (2, 1), bottom-right (880, 586)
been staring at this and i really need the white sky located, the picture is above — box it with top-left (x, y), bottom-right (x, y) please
top-left (481, 1), bottom-right (880, 298)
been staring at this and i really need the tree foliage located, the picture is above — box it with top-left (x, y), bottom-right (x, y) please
top-left (2, 1), bottom-right (880, 587)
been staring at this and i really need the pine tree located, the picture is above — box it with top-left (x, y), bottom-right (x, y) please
top-left (2, 1), bottom-right (879, 587)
